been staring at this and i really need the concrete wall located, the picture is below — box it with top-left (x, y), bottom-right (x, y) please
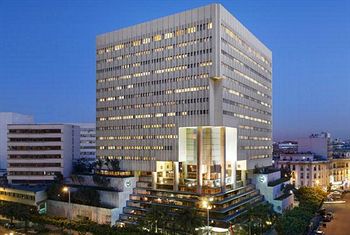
top-left (47, 200), bottom-right (119, 226)
top-left (67, 175), bottom-right (137, 214)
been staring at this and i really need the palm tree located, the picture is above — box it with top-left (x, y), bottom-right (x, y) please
top-left (95, 159), bottom-right (103, 171)
top-left (104, 158), bottom-right (111, 170)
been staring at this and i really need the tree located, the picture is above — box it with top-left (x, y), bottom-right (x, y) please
top-left (245, 203), bottom-right (276, 235)
top-left (0, 201), bottom-right (34, 230)
top-left (104, 158), bottom-right (111, 170)
top-left (139, 205), bottom-right (165, 233)
top-left (276, 186), bottom-right (327, 235)
top-left (295, 186), bottom-right (327, 203)
top-left (16, 204), bottom-right (34, 232)
top-left (176, 208), bottom-right (203, 234)
top-left (110, 159), bottom-right (120, 171)
top-left (0, 201), bottom-right (17, 223)
top-left (95, 159), bottom-right (103, 172)
top-left (47, 182), bottom-right (64, 201)
top-left (92, 174), bottom-right (110, 187)
top-left (73, 160), bottom-right (90, 173)
top-left (275, 207), bottom-right (313, 235)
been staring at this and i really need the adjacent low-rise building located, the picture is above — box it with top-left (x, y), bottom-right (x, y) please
top-left (275, 153), bottom-right (330, 190)
top-left (7, 124), bottom-right (80, 184)
top-left (252, 168), bottom-right (293, 213)
top-left (0, 185), bottom-right (47, 212)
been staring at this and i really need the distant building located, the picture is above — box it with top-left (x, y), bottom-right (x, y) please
top-left (330, 158), bottom-right (350, 186)
top-left (73, 123), bottom-right (96, 161)
top-left (0, 112), bottom-right (34, 173)
top-left (7, 124), bottom-right (80, 184)
top-left (273, 141), bottom-right (298, 157)
top-left (0, 185), bottom-right (47, 212)
top-left (297, 132), bottom-right (330, 158)
top-left (275, 153), bottom-right (329, 190)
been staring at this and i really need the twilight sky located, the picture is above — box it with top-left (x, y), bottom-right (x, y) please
top-left (0, 0), bottom-right (349, 141)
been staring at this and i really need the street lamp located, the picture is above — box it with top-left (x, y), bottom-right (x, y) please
top-left (202, 197), bottom-right (214, 235)
top-left (62, 186), bottom-right (71, 221)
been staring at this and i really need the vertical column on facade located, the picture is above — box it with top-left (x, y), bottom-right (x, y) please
top-left (152, 172), bottom-right (157, 189)
top-left (209, 78), bottom-right (223, 126)
top-left (197, 127), bottom-right (202, 194)
top-left (173, 161), bottom-right (179, 191)
top-left (221, 127), bottom-right (226, 192)
top-left (241, 170), bottom-right (247, 186)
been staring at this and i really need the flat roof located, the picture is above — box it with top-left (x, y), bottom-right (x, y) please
top-left (1, 184), bottom-right (47, 192)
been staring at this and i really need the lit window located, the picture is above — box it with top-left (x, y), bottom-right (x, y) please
top-left (164, 32), bottom-right (173, 39)
top-left (208, 22), bottom-right (213, 29)
top-left (153, 34), bottom-right (162, 41)
top-left (132, 40), bottom-right (141, 46)
top-left (187, 26), bottom-right (196, 34)
top-left (114, 44), bottom-right (124, 50)
top-left (142, 38), bottom-right (151, 44)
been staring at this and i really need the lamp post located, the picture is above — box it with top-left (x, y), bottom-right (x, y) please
top-left (202, 197), bottom-right (214, 235)
top-left (62, 186), bottom-right (71, 234)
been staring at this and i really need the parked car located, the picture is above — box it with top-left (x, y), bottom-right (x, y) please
top-left (326, 212), bottom-right (334, 219)
top-left (4, 222), bottom-right (15, 229)
top-left (315, 231), bottom-right (325, 235)
top-left (322, 215), bottom-right (332, 222)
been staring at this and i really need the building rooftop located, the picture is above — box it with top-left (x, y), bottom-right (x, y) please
top-left (2, 184), bottom-right (47, 192)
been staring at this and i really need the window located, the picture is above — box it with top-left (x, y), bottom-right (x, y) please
top-left (187, 26), bottom-right (196, 34)
top-left (153, 34), bottom-right (162, 41)
top-left (142, 38), bottom-right (151, 44)
top-left (164, 32), bottom-right (173, 39)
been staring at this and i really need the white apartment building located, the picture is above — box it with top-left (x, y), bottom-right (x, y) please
top-left (73, 123), bottom-right (96, 161)
top-left (96, 3), bottom-right (272, 172)
top-left (7, 124), bottom-right (80, 184)
top-left (0, 112), bottom-right (34, 173)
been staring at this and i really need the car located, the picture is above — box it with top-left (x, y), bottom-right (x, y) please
top-left (315, 231), bottom-right (325, 235)
top-left (4, 222), bottom-right (15, 229)
top-left (322, 215), bottom-right (331, 222)
top-left (326, 212), bottom-right (334, 219)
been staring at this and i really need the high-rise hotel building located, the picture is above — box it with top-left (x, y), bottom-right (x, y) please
top-left (96, 4), bottom-right (272, 227)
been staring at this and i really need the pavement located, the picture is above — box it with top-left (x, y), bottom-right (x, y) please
top-left (321, 193), bottom-right (350, 235)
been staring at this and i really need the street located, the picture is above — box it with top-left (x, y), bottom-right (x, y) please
top-left (321, 193), bottom-right (350, 235)
top-left (0, 225), bottom-right (15, 235)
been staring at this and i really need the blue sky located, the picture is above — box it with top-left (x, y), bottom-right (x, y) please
top-left (0, 0), bottom-right (349, 140)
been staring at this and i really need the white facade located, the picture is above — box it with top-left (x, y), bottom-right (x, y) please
top-left (298, 132), bottom-right (330, 158)
top-left (73, 123), bottom-right (96, 161)
top-left (7, 124), bottom-right (80, 184)
top-left (96, 4), bottom-right (272, 172)
top-left (276, 153), bottom-right (329, 189)
top-left (253, 170), bottom-right (294, 213)
top-left (0, 112), bottom-right (34, 171)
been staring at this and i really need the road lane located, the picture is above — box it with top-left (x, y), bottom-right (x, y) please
top-left (322, 193), bottom-right (350, 235)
